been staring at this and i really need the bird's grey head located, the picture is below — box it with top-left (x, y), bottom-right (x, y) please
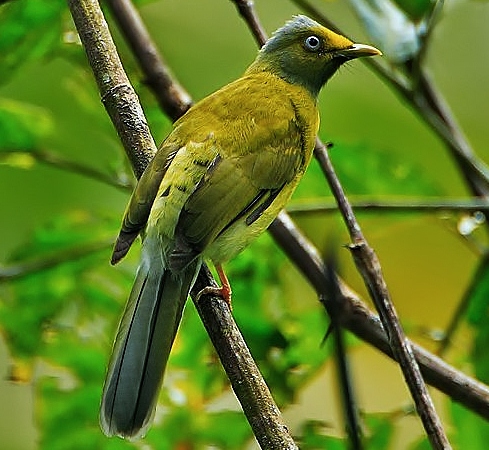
top-left (246, 15), bottom-right (380, 97)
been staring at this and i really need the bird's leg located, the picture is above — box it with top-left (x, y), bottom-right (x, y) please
top-left (195, 263), bottom-right (233, 309)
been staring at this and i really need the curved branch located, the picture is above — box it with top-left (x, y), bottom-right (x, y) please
top-left (0, 148), bottom-right (132, 191)
top-left (68, 0), bottom-right (157, 177)
top-left (106, 0), bottom-right (192, 121)
top-left (269, 212), bottom-right (489, 421)
top-left (286, 197), bottom-right (489, 214)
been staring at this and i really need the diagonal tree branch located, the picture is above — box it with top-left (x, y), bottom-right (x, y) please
top-left (0, 238), bottom-right (112, 282)
top-left (269, 212), bottom-right (489, 421)
top-left (68, 0), bottom-right (157, 177)
top-left (437, 253), bottom-right (489, 357)
top-left (0, 148), bottom-right (132, 191)
top-left (105, 0), bottom-right (192, 121)
top-left (315, 141), bottom-right (450, 448)
top-left (231, 0), bottom-right (268, 46)
top-left (286, 197), bottom-right (489, 215)
top-left (322, 256), bottom-right (364, 449)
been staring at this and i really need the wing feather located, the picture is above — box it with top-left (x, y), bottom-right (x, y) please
top-left (111, 142), bottom-right (180, 264)
top-left (177, 116), bottom-right (305, 253)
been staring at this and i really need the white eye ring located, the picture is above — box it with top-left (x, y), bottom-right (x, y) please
top-left (304, 35), bottom-right (321, 51)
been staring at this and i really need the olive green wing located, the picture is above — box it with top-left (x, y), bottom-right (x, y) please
top-left (111, 142), bottom-right (180, 264)
top-left (173, 118), bottom-right (305, 263)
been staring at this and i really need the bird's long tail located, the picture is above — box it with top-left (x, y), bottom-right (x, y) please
top-left (100, 237), bottom-right (200, 439)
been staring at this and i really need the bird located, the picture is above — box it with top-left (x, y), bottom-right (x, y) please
top-left (100, 14), bottom-right (381, 440)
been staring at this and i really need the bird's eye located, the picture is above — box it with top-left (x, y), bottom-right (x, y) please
top-left (304, 35), bottom-right (321, 52)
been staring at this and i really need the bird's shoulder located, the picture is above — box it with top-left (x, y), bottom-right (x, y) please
top-left (171, 72), bottom-right (318, 148)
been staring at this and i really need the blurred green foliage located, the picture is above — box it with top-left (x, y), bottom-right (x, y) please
top-left (1, 0), bottom-right (489, 449)
top-left (391, 0), bottom-right (434, 21)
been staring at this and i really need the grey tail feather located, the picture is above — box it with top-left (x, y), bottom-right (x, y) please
top-left (100, 243), bottom-right (201, 439)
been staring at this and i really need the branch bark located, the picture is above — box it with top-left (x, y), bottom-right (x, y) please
top-left (317, 142), bottom-right (450, 448)
top-left (68, 0), bottom-right (157, 177)
top-left (106, 0), bottom-right (192, 121)
top-left (286, 197), bottom-right (489, 215)
top-left (269, 213), bottom-right (489, 421)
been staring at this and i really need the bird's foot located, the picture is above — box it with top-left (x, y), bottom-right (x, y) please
top-left (195, 284), bottom-right (232, 309)
top-left (195, 263), bottom-right (233, 309)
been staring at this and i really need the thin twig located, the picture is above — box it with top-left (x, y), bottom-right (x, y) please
top-left (0, 148), bottom-right (132, 191)
top-left (437, 253), bottom-right (489, 356)
top-left (0, 239), bottom-right (112, 282)
top-left (230, 0), bottom-right (268, 46)
top-left (106, 0), bottom-right (192, 121)
top-left (414, 70), bottom-right (489, 197)
top-left (269, 212), bottom-right (489, 421)
top-left (322, 257), bottom-right (363, 449)
top-left (414, 0), bottom-right (444, 70)
top-left (74, 0), bottom-right (298, 447)
top-left (287, 197), bottom-right (489, 214)
top-left (315, 141), bottom-right (451, 449)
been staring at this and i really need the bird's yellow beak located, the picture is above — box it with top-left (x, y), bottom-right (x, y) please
top-left (338, 43), bottom-right (382, 59)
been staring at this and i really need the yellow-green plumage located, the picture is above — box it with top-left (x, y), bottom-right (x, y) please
top-left (101, 15), bottom-right (380, 440)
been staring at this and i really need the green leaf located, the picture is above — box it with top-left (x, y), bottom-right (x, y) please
top-left (0, 212), bottom-right (115, 358)
top-left (332, 143), bottom-right (441, 196)
top-left (391, 0), bottom-right (435, 21)
top-left (230, 235), bottom-right (332, 404)
top-left (0, 98), bottom-right (53, 151)
top-left (448, 257), bottom-right (489, 448)
top-left (38, 370), bottom-right (135, 450)
top-left (450, 402), bottom-right (489, 450)
top-left (465, 258), bottom-right (489, 327)
top-left (364, 412), bottom-right (395, 448)
top-left (0, 0), bottom-right (66, 83)
top-left (298, 420), bottom-right (346, 449)
top-left (462, 258), bottom-right (489, 383)
top-left (294, 141), bottom-right (441, 201)
top-left (0, 212), bottom-right (133, 447)
top-left (145, 407), bottom-right (251, 449)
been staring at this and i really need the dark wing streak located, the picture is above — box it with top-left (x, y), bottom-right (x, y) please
top-left (217, 184), bottom-right (286, 239)
top-left (192, 154), bottom-right (222, 193)
top-left (245, 186), bottom-right (284, 225)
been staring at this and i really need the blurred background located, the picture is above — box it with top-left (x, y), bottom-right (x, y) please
top-left (1, 0), bottom-right (489, 448)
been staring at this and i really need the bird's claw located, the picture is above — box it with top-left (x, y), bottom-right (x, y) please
top-left (195, 284), bottom-right (233, 310)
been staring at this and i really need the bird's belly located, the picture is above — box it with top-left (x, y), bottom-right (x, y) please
top-left (202, 180), bottom-right (295, 264)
